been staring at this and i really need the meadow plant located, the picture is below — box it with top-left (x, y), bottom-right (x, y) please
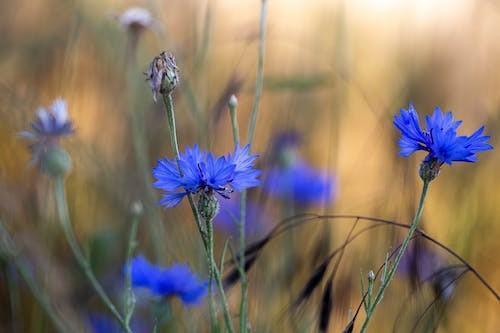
top-left (146, 50), bottom-right (262, 333)
top-left (359, 105), bottom-right (492, 332)
top-left (20, 99), bottom-right (133, 332)
top-left (9, 3), bottom-right (500, 332)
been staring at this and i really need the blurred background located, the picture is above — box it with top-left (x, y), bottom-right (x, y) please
top-left (0, 0), bottom-right (499, 332)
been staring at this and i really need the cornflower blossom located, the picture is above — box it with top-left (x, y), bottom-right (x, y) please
top-left (152, 144), bottom-right (260, 208)
top-left (19, 98), bottom-right (74, 167)
top-left (130, 256), bottom-right (207, 305)
top-left (394, 105), bottom-right (492, 180)
top-left (264, 131), bottom-right (335, 206)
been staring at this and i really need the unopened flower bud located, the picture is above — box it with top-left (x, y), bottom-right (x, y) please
top-left (41, 147), bottom-right (72, 178)
top-left (419, 159), bottom-right (441, 183)
top-left (197, 191), bottom-right (220, 222)
top-left (145, 52), bottom-right (179, 102)
top-left (228, 95), bottom-right (238, 109)
top-left (367, 270), bottom-right (375, 282)
top-left (131, 200), bottom-right (144, 216)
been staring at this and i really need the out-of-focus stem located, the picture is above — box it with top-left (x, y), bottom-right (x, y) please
top-left (247, 0), bottom-right (268, 149)
top-left (125, 32), bottom-right (166, 263)
top-left (124, 203), bottom-right (142, 330)
top-left (53, 177), bottom-right (130, 333)
top-left (0, 222), bottom-right (67, 333)
top-left (239, 2), bottom-right (269, 331)
top-left (229, 96), bottom-right (248, 333)
top-left (360, 180), bottom-right (430, 332)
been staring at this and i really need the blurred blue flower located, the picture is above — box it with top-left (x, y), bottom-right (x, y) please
top-left (89, 313), bottom-right (122, 333)
top-left (264, 160), bottom-right (335, 206)
top-left (264, 130), bottom-right (335, 206)
top-left (19, 98), bottom-right (74, 163)
top-left (398, 243), bottom-right (458, 300)
top-left (130, 256), bottom-right (207, 305)
top-left (394, 104), bottom-right (492, 164)
top-left (153, 144), bottom-right (260, 208)
top-left (215, 194), bottom-right (269, 238)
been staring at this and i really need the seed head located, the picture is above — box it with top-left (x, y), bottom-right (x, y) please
top-left (145, 52), bottom-right (179, 102)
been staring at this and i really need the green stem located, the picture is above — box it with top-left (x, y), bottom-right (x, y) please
top-left (229, 96), bottom-right (248, 333)
top-left (124, 206), bottom-right (141, 331)
top-left (360, 180), bottom-right (430, 333)
top-left (247, 0), bottom-right (268, 149)
top-left (160, 93), bottom-right (234, 333)
top-left (238, 2), bottom-right (268, 330)
top-left (0, 222), bottom-right (67, 333)
top-left (54, 177), bottom-right (131, 333)
top-left (207, 218), bottom-right (235, 333)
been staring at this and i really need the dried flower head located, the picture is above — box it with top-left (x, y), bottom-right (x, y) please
top-left (145, 52), bottom-right (179, 102)
top-left (19, 98), bottom-right (74, 172)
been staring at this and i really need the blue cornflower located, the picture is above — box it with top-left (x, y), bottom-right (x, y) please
top-left (264, 130), bottom-right (335, 206)
top-left (19, 98), bottom-right (74, 161)
top-left (19, 98), bottom-right (74, 175)
top-left (264, 160), bottom-right (335, 206)
top-left (20, 98), bottom-right (74, 142)
top-left (153, 144), bottom-right (260, 208)
top-left (394, 104), bottom-right (492, 165)
top-left (130, 256), bottom-right (207, 305)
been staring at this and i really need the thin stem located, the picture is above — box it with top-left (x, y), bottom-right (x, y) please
top-left (54, 177), bottom-right (130, 333)
top-left (207, 217), bottom-right (220, 332)
top-left (0, 222), bottom-right (67, 333)
top-left (160, 92), bottom-right (234, 333)
top-left (229, 99), bottom-right (240, 146)
top-left (237, 1), bottom-right (268, 330)
top-left (208, 217), bottom-right (235, 333)
top-left (162, 94), bottom-right (181, 157)
top-left (247, 0), bottom-right (268, 149)
top-left (360, 180), bottom-right (430, 332)
top-left (124, 206), bottom-right (141, 331)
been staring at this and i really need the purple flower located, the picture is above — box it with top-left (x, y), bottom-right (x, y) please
top-left (398, 243), bottom-right (458, 300)
top-left (19, 98), bottom-right (74, 165)
top-left (153, 144), bottom-right (260, 208)
top-left (130, 256), bottom-right (207, 305)
top-left (145, 52), bottom-right (179, 102)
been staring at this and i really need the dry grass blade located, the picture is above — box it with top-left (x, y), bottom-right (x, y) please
top-left (319, 274), bottom-right (334, 332)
